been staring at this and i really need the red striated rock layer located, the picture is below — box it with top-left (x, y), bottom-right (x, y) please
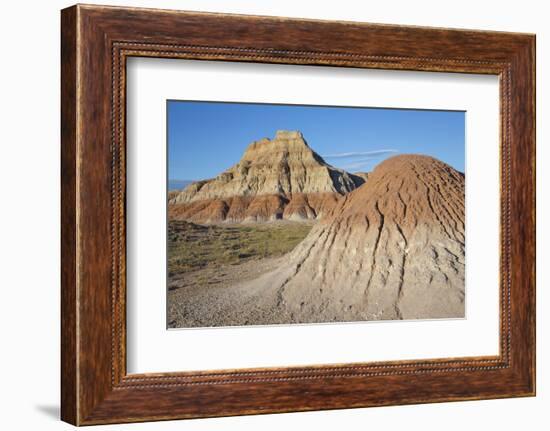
top-left (168, 192), bottom-right (342, 223)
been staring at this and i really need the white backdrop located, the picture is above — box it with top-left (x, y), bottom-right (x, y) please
top-left (0, 0), bottom-right (547, 430)
top-left (127, 59), bottom-right (500, 373)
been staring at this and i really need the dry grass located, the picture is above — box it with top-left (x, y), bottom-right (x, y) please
top-left (168, 220), bottom-right (313, 277)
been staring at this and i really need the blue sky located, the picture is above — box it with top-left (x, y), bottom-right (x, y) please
top-left (168, 100), bottom-right (465, 181)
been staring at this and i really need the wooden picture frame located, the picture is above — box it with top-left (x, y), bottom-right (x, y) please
top-left (61, 4), bottom-right (535, 425)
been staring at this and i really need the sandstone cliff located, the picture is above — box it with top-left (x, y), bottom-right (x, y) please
top-left (169, 130), bottom-right (366, 222)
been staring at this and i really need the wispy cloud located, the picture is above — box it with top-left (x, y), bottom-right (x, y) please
top-left (340, 158), bottom-right (380, 171)
top-left (322, 149), bottom-right (398, 159)
top-left (325, 150), bottom-right (401, 172)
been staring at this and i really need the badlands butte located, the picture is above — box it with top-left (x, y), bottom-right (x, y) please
top-left (168, 130), bottom-right (465, 328)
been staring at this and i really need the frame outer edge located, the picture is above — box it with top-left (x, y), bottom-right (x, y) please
top-left (61, 4), bottom-right (536, 424)
top-left (526, 35), bottom-right (536, 395)
top-left (61, 5), bottom-right (79, 426)
top-left (524, 34), bottom-right (536, 395)
top-left (507, 35), bottom-right (536, 395)
top-left (531, 34), bottom-right (536, 396)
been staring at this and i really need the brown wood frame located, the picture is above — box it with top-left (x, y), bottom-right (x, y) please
top-left (61, 4), bottom-right (536, 426)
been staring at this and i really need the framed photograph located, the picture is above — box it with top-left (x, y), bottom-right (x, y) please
top-left (61, 4), bottom-right (536, 425)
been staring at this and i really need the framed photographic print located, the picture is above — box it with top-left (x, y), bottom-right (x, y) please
top-left (61, 4), bottom-right (536, 425)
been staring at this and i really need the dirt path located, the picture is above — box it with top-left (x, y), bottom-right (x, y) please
top-left (167, 255), bottom-right (285, 328)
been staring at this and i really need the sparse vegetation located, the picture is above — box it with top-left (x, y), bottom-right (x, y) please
top-left (168, 220), bottom-right (313, 277)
